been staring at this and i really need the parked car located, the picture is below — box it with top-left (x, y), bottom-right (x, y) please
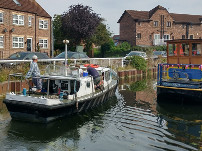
top-left (1, 52), bottom-right (49, 67)
top-left (124, 51), bottom-right (147, 60)
top-left (153, 51), bottom-right (167, 58)
top-left (123, 51), bottom-right (147, 65)
top-left (8, 52), bottom-right (49, 60)
top-left (54, 51), bottom-right (89, 59)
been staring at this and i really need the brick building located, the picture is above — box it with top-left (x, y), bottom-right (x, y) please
top-left (0, 0), bottom-right (51, 59)
top-left (118, 5), bottom-right (202, 46)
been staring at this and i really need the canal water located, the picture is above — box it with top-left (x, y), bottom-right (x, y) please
top-left (0, 77), bottom-right (201, 151)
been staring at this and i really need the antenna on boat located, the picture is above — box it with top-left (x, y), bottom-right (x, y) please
top-left (63, 39), bottom-right (69, 67)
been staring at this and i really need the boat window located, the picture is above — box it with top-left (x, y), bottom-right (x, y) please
top-left (105, 71), bottom-right (110, 81)
top-left (168, 44), bottom-right (177, 56)
top-left (179, 43), bottom-right (189, 56)
top-left (192, 43), bottom-right (202, 56)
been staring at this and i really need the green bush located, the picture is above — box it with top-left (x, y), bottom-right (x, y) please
top-left (127, 56), bottom-right (147, 71)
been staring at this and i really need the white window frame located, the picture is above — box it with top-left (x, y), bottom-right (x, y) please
top-left (154, 34), bottom-right (160, 39)
top-left (0, 12), bottom-right (3, 23)
top-left (154, 21), bottom-right (158, 27)
top-left (166, 21), bottom-right (171, 27)
top-left (13, 14), bottom-right (24, 25)
top-left (0, 36), bottom-right (4, 48)
top-left (39, 20), bottom-right (48, 29)
top-left (28, 16), bottom-right (32, 27)
top-left (39, 39), bottom-right (48, 49)
top-left (13, 37), bottom-right (24, 48)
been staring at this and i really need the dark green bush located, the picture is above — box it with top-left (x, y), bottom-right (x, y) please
top-left (127, 56), bottom-right (147, 71)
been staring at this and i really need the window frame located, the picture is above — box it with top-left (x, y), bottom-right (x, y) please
top-left (137, 33), bottom-right (141, 39)
top-left (0, 12), bottom-right (3, 23)
top-left (39, 39), bottom-right (48, 49)
top-left (189, 35), bottom-right (194, 39)
top-left (13, 14), bottom-right (24, 25)
top-left (154, 21), bottom-right (158, 27)
top-left (166, 21), bottom-right (171, 27)
top-left (28, 16), bottom-right (32, 27)
top-left (39, 20), bottom-right (48, 29)
top-left (12, 36), bottom-right (24, 48)
top-left (0, 36), bottom-right (4, 48)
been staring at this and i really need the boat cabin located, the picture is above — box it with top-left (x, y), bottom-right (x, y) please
top-left (166, 39), bottom-right (202, 64)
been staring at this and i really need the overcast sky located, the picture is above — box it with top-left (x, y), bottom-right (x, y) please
top-left (36, 0), bottom-right (202, 35)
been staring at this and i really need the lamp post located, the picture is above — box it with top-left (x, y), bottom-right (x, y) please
top-left (63, 40), bottom-right (69, 67)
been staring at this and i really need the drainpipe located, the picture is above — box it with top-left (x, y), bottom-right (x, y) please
top-left (35, 14), bottom-right (37, 52)
top-left (134, 21), bottom-right (136, 46)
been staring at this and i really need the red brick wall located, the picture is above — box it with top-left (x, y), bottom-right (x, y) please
top-left (0, 8), bottom-right (51, 59)
top-left (119, 12), bottom-right (136, 45)
top-left (119, 9), bottom-right (202, 46)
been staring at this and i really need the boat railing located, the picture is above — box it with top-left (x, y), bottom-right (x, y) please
top-left (157, 63), bottom-right (202, 85)
top-left (43, 64), bottom-right (81, 77)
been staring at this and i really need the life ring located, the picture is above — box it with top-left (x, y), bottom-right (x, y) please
top-left (84, 64), bottom-right (99, 68)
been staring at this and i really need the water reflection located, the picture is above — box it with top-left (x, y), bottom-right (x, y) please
top-left (2, 96), bottom-right (118, 151)
top-left (1, 77), bottom-right (201, 150)
top-left (157, 100), bottom-right (202, 150)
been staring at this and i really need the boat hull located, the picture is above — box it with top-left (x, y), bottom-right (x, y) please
top-left (3, 84), bottom-right (117, 123)
top-left (157, 86), bottom-right (202, 103)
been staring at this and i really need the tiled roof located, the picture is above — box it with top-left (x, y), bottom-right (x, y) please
top-left (170, 13), bottom-right (202, 24)
top-left (0, 0), bottom-right (51, 18)
top-left (118, 5), bottom-right (202, 24)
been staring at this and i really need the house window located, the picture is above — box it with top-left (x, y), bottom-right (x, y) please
top-left (0, 36), bottom-right (3, 48)
top-left (164, 34), bottom-right (170, 40)
top-left (0, 13), bottom-right (3, 23)
top-left (13, 37), bottom-right (24, 48)
top-left (154, 34), bottom-right (160, 39)
top-left (190, 35), bottom-right (194, 39)
top-left (154, 21), bottom-right (158, 27)
top-left (166, 21), bottom-right (171, 27)
top-left (39, 39), bottom-right (48, 48)
top-left (28, 16), bottom-right (32, 26)
top-left (39, 20), bottom-right (48, 29)
top-left (13, 14), bottom-right (24, 25)
top-left (182, 35), bottom-right (186, 39)
top-left (137, 33), bottom-right (141, 39)
top-left (138, 22), bottom-right (141, 25)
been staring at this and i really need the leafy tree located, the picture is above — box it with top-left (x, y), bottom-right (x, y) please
top-left (117, 42), bottom-right (131, 52)
top-left (53, 15), bottom-right (65, 50)
top-left (86, 22), bottom-right (112, 57)
top-left (61, 4), bottom-right (101, 45)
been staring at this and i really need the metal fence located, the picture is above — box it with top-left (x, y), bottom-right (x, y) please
top-left (0, 58), bottom-right (124, 71)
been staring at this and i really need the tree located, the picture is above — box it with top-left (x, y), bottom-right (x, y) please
top-left (61, 4), bottom-right (101, 45)
top-left (85, 21), bottom-right (112, 57)
top-left (53, 14), bottom-right (65, 50)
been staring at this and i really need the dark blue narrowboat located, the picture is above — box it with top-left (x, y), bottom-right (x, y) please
top-left (157, 39), bottom-right (202, 102)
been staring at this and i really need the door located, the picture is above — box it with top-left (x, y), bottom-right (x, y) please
top-left (27, 38), bottom-right (32, 51)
